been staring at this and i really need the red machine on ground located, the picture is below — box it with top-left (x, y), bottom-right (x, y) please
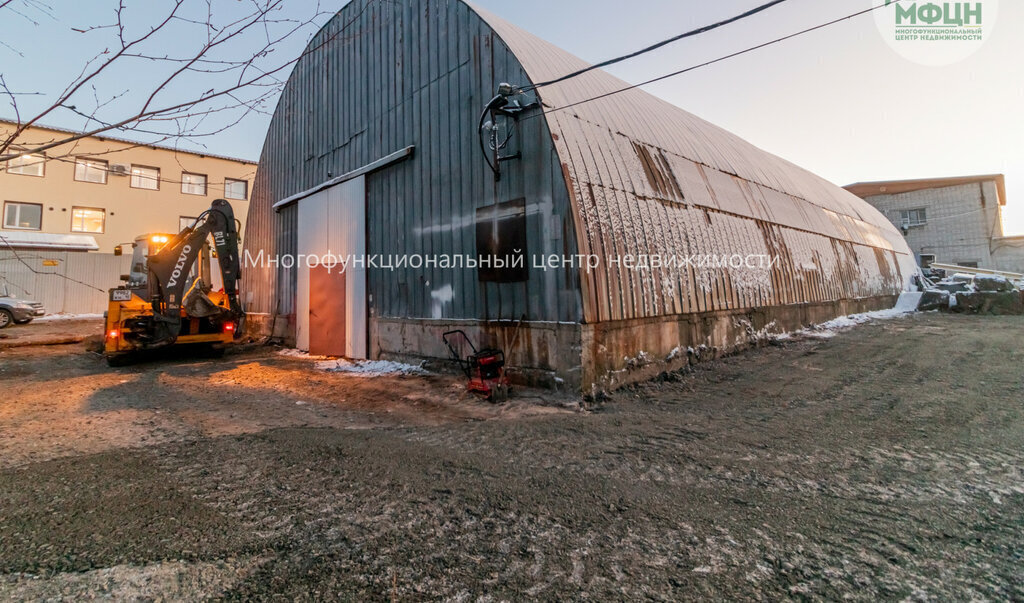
top-left (443, 330), bottom-right (511, 401)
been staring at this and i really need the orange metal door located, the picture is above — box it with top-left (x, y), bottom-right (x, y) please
top-left (308, 265), bottom-right (346, 357)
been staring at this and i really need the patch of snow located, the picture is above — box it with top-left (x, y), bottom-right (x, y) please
top-left (314, 358), bottom-right (428, 377)
top-left (624, 350), bottom-right (653, 370)
top-left (35, 313), bottom-right (104, 322)
top-left (816, 306), bottom-right (915, 331)
top-left (775, 303), bottom-right (917, 341)
top-left (893, 291), bottom-right (923, 313)
top-left (277, 349), bottom-right (332, 361)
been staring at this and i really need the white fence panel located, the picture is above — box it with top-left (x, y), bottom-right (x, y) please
top-left (0, 251), bottom-right (130, 315)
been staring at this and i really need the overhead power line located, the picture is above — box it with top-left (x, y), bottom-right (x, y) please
top-left (522, 0), bottom-right (792, 92)
top-left (525, 0), bottom-right (903, 119)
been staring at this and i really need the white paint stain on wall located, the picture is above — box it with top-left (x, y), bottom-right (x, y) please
top-left (430, 283), bottom-right (454, 319)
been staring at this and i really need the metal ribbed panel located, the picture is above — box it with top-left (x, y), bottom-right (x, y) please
top-left (469, 3), bottom-right (918, 323)
top-left (0, 250), bottom-right (130, 314)
top-left (246, 0), bottom-right (917, 334)
top-left (242, 0), bottom-right (583, 327)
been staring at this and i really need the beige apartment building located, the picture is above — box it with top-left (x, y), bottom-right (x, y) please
top-left (1, 120), bottom-right (256, 253)
top-left (846, 174), bottom-right (1024, 275)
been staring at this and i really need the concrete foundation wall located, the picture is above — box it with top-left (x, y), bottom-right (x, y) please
top-left (242, 312), bottom-right (295, 343)
top-left (370, 317), bottom-right (583, 390)
top-left (249, 295), bottom-right (898, 395)
top-left (580, 295), bottom-right (900, 394)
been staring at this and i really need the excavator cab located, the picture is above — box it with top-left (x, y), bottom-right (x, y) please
top-left (104, 199), bottom-right (243, 366)
top-left (125, 233), bottom-right (172, 287)
top-left (124, 233), bottom-right (221, 293)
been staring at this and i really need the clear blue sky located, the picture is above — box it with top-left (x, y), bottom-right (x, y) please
top-left (3, 1), bottom-right (1022, 232)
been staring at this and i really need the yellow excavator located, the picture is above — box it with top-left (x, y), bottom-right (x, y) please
top-left (104, 199), bottom-right (244, 366)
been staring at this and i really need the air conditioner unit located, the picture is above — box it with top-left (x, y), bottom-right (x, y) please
top-left (109, 164), bottom-right (129, 176)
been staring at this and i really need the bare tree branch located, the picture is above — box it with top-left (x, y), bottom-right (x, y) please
top-left (0, 0), bottom-right (365, 162)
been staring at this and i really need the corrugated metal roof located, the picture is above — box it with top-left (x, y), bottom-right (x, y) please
top-left (468, 3), bottom-right (916, 322)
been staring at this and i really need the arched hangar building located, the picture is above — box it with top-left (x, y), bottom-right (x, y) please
top-left (243, 0), bottom-right (918, 392)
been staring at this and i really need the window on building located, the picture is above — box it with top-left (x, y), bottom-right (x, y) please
top-left (919, 254), bottom-right (936, 268)
top-left (3, 201), bottom-right (43, 230)
top-left (5, 152), bottom-right (45, 177)
top-left (71, 207), bottom-right (105, 233)
top-left (181, 172), bottom-right (207, 196)
top-left (179, 216), bottom-right (198, 231)
top-left (476, 198), bottom-right (528, 283)
top-left (130, 165), bottom-right (160, 190)
top-left (224, 178), bottom-right (248, 200)
top-left (899, 208), bottom-right (927, 228)
top-left (74, 158), bottom-right (108, 184)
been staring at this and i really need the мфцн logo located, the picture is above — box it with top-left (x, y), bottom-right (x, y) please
top-left (874, 0), bottom-right (998, 65)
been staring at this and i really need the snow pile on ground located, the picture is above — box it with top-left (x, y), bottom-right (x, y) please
top-left (794, 309), bottom-right (913, 340)
top-left (278, 348), bottom-right (428, 377)
top-left (277, 349), bottom-right (333, 361)
top-left (314, 358), bottom-right (428, 377)
top-left (36, 313), bottom-right (104, 322)
top-left (815, 308), bottom-right (908, 331)
top-left (779, 292), bottom-right (921, 341)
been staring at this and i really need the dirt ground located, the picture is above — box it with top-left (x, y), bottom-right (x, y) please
top-left (0, 318), bottom-right (100, 348)
top-left (0, 313), bottom-right (1022, 600)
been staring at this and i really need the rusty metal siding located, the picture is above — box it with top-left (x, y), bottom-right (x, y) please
top-left (470, 3), bottom-right (918, 324)
top-left (243, 0), bottom-right (582, 325)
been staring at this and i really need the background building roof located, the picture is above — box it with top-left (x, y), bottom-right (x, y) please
top-left (845, 174), bottom-right (1006, 206)
top-left (0, 119), bottom-right (257, 165)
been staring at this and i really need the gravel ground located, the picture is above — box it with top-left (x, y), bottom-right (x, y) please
top-left (1, 313), bottom-right (1022, 600)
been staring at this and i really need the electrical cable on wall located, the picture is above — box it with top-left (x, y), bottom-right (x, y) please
top-left (0, 274), bottom-right (32, 297)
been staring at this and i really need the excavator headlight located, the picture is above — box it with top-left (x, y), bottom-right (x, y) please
top-left (107, 329), bottom-right (119, 340)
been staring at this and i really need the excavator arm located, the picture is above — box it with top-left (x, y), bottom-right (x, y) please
top-left (145, 198), bottom-right (243, 345)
